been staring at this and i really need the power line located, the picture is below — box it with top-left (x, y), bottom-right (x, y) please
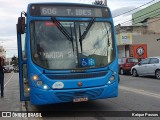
top-left (124, 11), bottom-right (160, 25)
top-left (113, 0), bottom-right (156, 18)
top-left (116, 15), bottom-right (160, 33)
top-left (117, 7), bottom-right (160, 25)
top-left (87, 0), bottom-right (94, 4)
top-left (114, 4), bottom-right (160, 32)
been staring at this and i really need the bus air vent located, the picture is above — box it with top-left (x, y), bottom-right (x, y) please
top-left (46, 71), bottom-right (107, 80)
top-left (55, 88), bottom-right (104, 102)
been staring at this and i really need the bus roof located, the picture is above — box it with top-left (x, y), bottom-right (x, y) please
top-left (28, 2), bottom-right (109, 8)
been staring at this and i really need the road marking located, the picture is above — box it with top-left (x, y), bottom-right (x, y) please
top-left (119, 85), bottom-right (160, 99)
top-left (4, 73), bottom-right (14, 87)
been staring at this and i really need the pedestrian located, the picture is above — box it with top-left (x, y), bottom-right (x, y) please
top-left (0, 57), bottom-right (4, 97)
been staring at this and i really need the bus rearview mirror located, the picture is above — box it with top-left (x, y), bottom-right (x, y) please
top-left (17, 17), bottom-right (25, 34)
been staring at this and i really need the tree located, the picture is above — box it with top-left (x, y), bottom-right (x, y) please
top-left (11, 56), bottom-right (18, 67)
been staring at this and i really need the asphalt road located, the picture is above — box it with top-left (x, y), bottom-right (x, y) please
top-left (28, 75), bottom-right (160, 120)
top-left (1, 73), bottom-right (160, 120)
top-left (119, 75), bottom-right (160, 95)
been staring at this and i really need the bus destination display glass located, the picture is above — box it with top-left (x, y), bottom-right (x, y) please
top-left (30, 5), bottom-right (109, 17)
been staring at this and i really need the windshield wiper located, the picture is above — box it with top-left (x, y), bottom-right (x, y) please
top-left (51, 17), bottom-right (74, 53)
top-left (106, 27), bottom-right (111, 63)
top-left (81, 18), bottom-right (95, 39)
top-left (70, 24), bottom-right (74, 53)
top-left (107, 30), bottom-right (110, 47)
top-left (79, 25), bottom-right (83, 52)
top-left (51, 17), bottom-right (71, 40)
top-left (79, 18), bottom-right (95, 53)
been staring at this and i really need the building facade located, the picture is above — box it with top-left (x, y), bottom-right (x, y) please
top-left (132, 1), bottom-right (160, 26)
top-left (116, 25), bottom-right (160, 58)
top-left (116, 1), bottom-right (160, 58)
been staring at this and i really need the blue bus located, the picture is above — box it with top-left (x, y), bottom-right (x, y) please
top-left (17, 3), bottom-right (119, 105)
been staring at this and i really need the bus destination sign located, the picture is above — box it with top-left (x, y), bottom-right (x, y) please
top-left (30, 5), bottom-right (109, 18)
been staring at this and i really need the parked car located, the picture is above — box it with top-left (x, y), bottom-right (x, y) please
top-left (14, 67), bottom-right (19, 73)
top-left (131, 57), bottom-right (160, 79)
top-left (3, 66), bottom-right (12, 73)
top-left (118, 57), bottom-right (138, 75)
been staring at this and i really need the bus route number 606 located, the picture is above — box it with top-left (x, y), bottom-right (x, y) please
top-left (41, 8), bottom-right (57, 15)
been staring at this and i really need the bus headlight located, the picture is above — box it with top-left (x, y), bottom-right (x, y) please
top-left (43, 84), bottom-right (49, 90)
top-left (108, 75), bottom-right (115, 85)
top-left (37, 80), bottom-right (43, 86)
top-left (25, 87), bottom-right (30, 92)
top-left (32, 75), bottom-right (38, 81)
top-left (113, 71), bottom-right (117, 75)
top-left (109, 75), bottom-right (115, 81)
top-left (36, 81), bottom-right (50, 90)
top-left (27, 88), bottom-right (30, 92)
top-left (108, 81), bottom-right (111, 84)
top-left (31, 75), bottom-right (50, 90)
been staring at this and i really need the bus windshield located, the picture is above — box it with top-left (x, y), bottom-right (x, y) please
top-left (30, 20), bottom-right (115, 70)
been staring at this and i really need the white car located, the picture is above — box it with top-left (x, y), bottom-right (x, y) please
top-left (131, 57), bottom-right (160, 79)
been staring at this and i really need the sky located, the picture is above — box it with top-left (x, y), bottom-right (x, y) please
top-left (0, 0), bottom-right (158, 58)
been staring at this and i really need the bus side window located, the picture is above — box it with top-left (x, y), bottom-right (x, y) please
top-left (21, 34), bottom-right (27, 60)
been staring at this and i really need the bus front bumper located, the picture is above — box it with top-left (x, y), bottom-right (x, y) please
top-left (30, 82), bottom-right (118, 105)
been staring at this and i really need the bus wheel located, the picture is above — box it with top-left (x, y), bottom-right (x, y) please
top-left (155, 70), bottom-right (160, 80)
top-left (132, 69), bottom-right (138, 77)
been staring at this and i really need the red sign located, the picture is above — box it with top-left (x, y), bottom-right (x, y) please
top-left (130, 44), bottom-right (147, 59)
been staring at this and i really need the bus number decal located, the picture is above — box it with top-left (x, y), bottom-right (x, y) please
top-left (41, 8), bottom-right (57, 15)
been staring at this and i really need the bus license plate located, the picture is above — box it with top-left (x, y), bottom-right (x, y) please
top-left (73, 97), bottom-right (88, 102)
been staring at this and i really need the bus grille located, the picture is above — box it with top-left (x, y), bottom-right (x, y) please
top-left (46, 71), bottom-right (107, 80)
top-left (55, 88), bottom-right (104, 102)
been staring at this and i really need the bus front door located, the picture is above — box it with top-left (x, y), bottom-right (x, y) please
top-left (17, 17), bottom-right (30, 101)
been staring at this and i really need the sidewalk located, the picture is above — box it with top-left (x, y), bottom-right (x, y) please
top-left (0, 73), bottom-right (27, 120)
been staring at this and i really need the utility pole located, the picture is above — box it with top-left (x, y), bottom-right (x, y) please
top-left (93, 0), bottom-right (104, 5)
top-left (104, 0), bottom-right (107, 6)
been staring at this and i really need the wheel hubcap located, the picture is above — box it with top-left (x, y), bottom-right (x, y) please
top-left (121, 69), bottom-right (123, 74)
top-left (156, 71), bottom-right (160, 78)
top-left (133, 70), bottom-right (136, 76)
